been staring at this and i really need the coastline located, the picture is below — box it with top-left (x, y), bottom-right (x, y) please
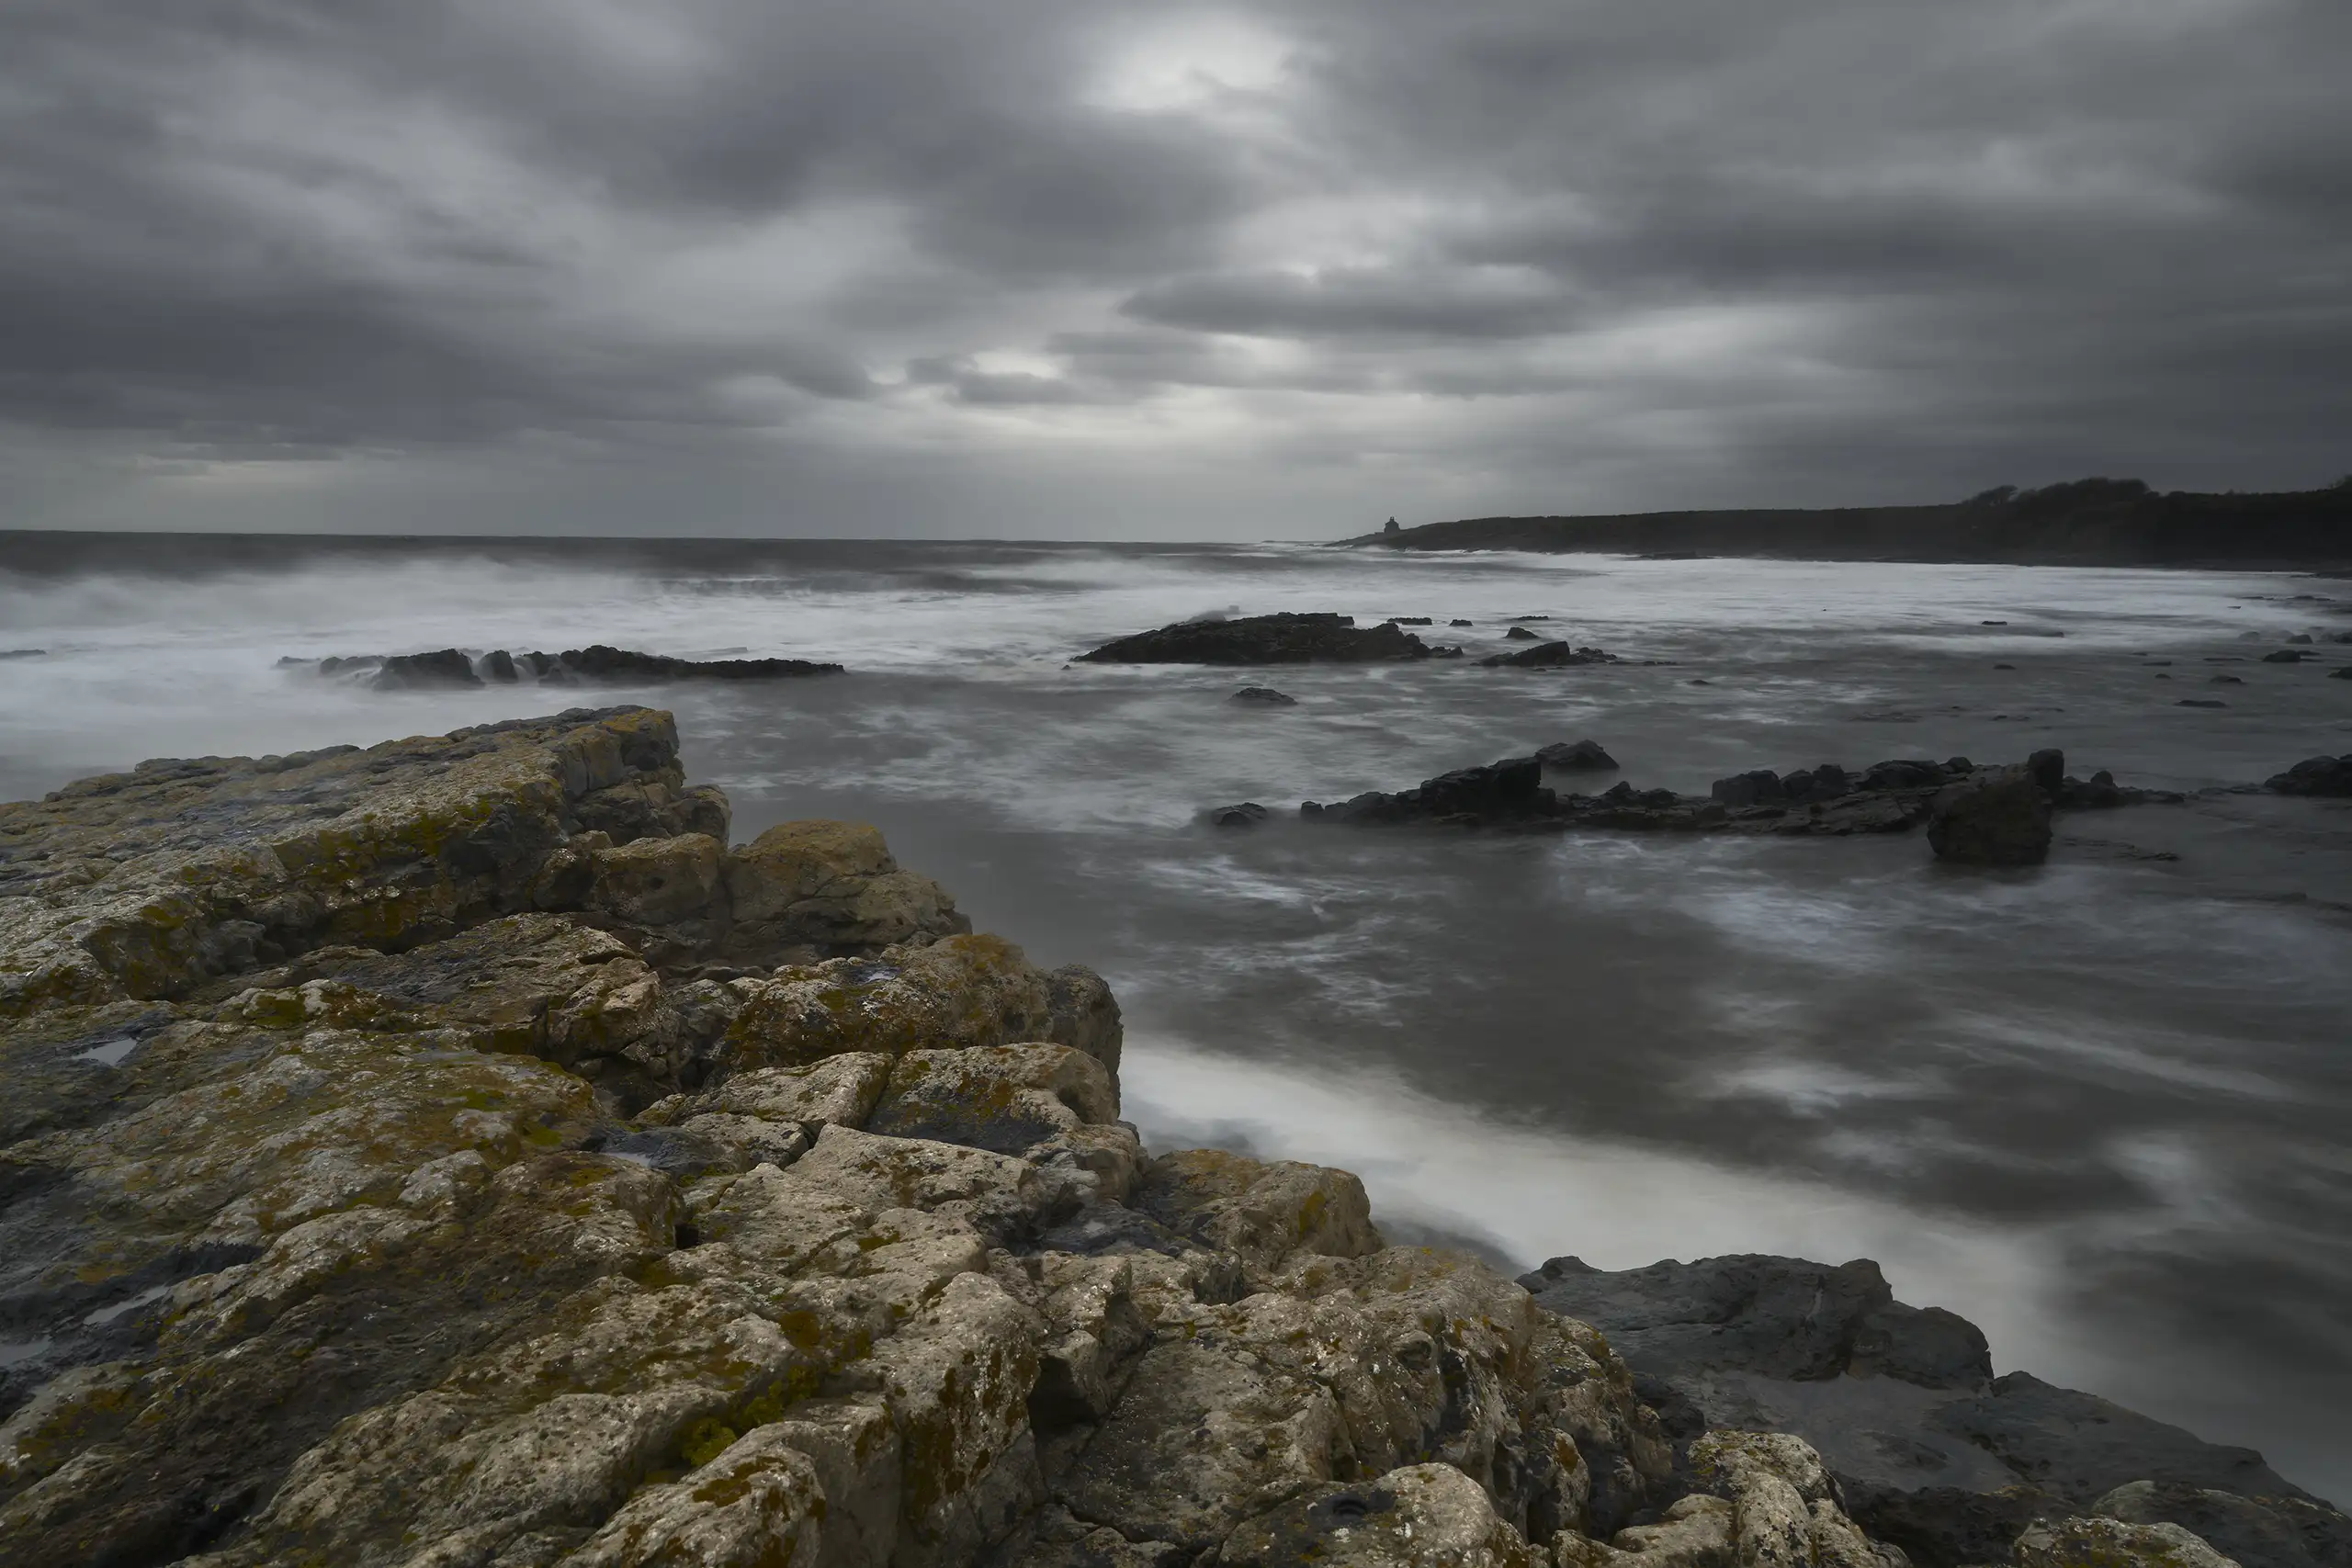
top-left (2, 706), bottom-right (2339, 1567)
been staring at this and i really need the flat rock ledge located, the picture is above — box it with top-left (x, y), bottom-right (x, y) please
top-left (1301, 749), bottom-right (2183, 857)
top-left (290, 644), bottom-right (846, 689)
top-left (1078, 613), bottom-right (1438, 665)
top-left (0, 709), bottom-right (2325, 1568)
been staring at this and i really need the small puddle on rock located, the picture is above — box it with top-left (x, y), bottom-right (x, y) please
top-left (84, 1284), bottom-right (173, 1326)
top-left (75, 1036), bottom-right (141, 1067)
top-left (0, 1337), bottom-right (52, 1368)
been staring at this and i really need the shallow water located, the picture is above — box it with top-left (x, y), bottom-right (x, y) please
top-left (4, 535), bottom-right (2349, 1497)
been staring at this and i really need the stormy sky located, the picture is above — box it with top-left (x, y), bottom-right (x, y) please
top-left (3, 0), bottom-right (2346, 537)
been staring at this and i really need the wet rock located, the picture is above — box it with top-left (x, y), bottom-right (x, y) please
top-left (370, 648), bottom-right (484, 689)
top-left (1452, 618), bottom-right (1476, 627)
top-left (1388, 616), bottom-right (1435, 626)
top-left (2260, 650), bottom-right (2311, 663)
top-left (1078, 614), bottom-right (1430, 665)
top-left (1927, 768), bottom-right (2052, 866)
top-left (1507, 626), bottom-right (1543, 641)
top-left (1229, 687), bottom-right (1298, 706)
top-left (308, 647), bottom-right (845, 684)
top-left (1713, 770), bottom-right (1788, 809)
top-left (2177, 699), bottom-right (2227, 708)
top-left (1519, 1254), bottom-right (2343, 1568)
top-left (1204, 803), bottom-right (1272, 829)
top-left (1480, 641), bottom-right (1620, 669)
top-left (1304, 757), bottom-right (1550, 826)
top-left (2263, 756), bottom-right (2352, 797)
top-left (1540, 740), bottom-right (1621, 773)
top-left (551, 644), bottom-right (845, 680)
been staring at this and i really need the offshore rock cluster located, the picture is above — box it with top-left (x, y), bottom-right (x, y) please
top-left (0, 709), bottom-right (2335, 1568)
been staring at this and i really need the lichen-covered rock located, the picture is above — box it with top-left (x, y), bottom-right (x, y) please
top-left (725, 820), bottom-right (971, 956)
top-left (556, 1423), bottom-right (828, 1568)
top-left (1678, 1432), bottom-right (1909, 1568)
top-left (0, 711), bottom-right (1904, 1568)
top-left (1219, 1462), bottom-right (1544, 1568)
top-left (2087, 1481), bottom-right (2340, 1568)
top-left (595, 832), bottom-right (730, 928)
top-left (868, 1044), bottom-right (1119, 1156)
top-left (720, 936), bottom-right (1115, 1076)
top-left (0, 706), bottom-right (680, 1015)
top-left (2012, 1516), bottom-right (2239, 1568)
top-left (1129, 1148), bottom-right (1384, 1274)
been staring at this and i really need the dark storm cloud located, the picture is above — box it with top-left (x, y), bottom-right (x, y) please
top-left (1124, 265), bottom-right (1577, 341)
top-left (0, 0), bottom-right (2346, 530)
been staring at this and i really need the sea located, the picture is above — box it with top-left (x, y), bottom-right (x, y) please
top-left (3, 533), bottom-right (2347, 1499)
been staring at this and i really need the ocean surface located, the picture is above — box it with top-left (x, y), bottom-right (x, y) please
top-left (3, 534), bottom-right (2348, 1499)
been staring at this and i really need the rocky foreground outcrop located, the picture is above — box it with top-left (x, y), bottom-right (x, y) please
top-left (0, 709), bottom-right (2326, 1568)
top-left (1078, 614), bottom-right (1437, 665)
top-left (293, 645), bottom-right (845, 690)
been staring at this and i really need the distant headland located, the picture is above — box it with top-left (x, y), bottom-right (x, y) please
top-left (1346, 477), bottom-right (2352, 569)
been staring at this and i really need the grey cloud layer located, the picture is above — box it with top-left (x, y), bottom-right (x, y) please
top-left (2, 0), bottom-right (2346, 532)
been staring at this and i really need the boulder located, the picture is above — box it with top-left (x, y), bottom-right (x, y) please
top-left (1713, 770), bottom-right (1787, 809)
top-left (594, 832), bottom-right (729, 926)
top-left (1519, 1255), bottom-right (2343, 1568)
top-left (1479, 641), bottom-right (1619, 669)
top-left (369, 648), bottom-right (483, 690)
top-left (1229, 687), bottom-right (1299, 706)
top-left (553, 644), bottom-right (844, 680)
top-left (1204, 803), bottom-right (1272, 829)
top-left (2263, 756), bottom-right (2352, 797)
top-left (1507, 626), bottom-right (1543, 641)
top-left (1927, 769), bottom-right (2052, 866)
top-left (724, 819), bottom-right (968, 954)
top-left (2012, 1516), bottom-right (2239, 1568)
top-left (1539, 740), bottom-right (1621, 773)
top-left (2260, 650), bottom-right (2310, 663)
top-left (1078, 614), bottom-right (1431, 665)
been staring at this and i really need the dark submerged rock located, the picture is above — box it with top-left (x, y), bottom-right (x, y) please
top-left (1537, 739), bottom-right (1619, 772)
top-left (1228, 686), bottom-right (1299, 706)
top-left (1203, 802), bottom-right (1272, 828)
top-left (311, 645), bottom-right (845, 685)
top-left (370, 648), bottom-right (484, 690)
top-left (1477, 640), bottom-right (1619, 669)
top-left (1927, 768), bottom-right (2053, 866)
top-left (1077, 613), bottom-right (1430, 665)
top-left (2264, 755), bottom-right (2352, 796)
top-left (1505, 626), bottom-right (1542, 641)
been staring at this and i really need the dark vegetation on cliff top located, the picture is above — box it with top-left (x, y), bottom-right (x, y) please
top-left (1346, 478), bottom-right (2352, 567)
